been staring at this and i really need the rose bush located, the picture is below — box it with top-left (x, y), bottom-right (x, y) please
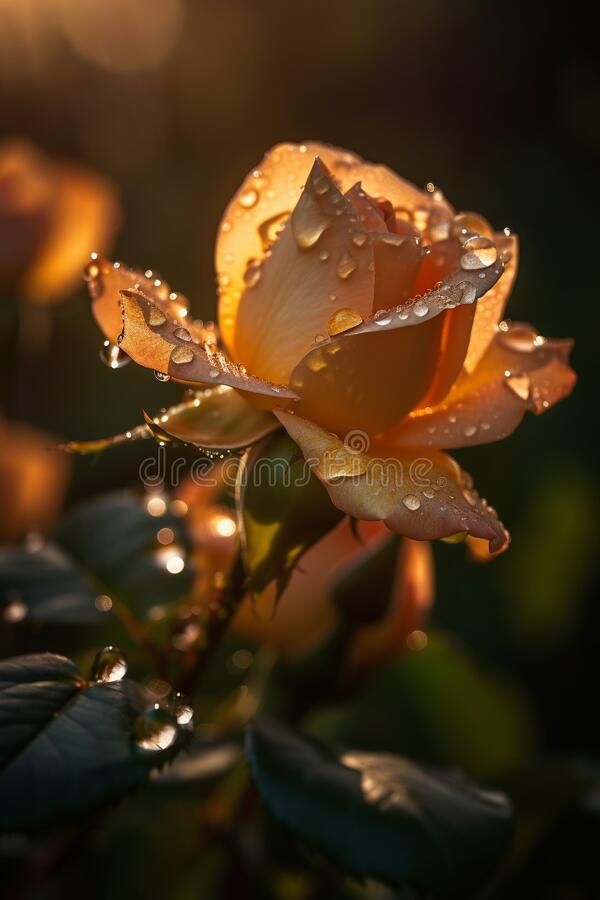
top-left (78, 142), bottom-right (575, 554)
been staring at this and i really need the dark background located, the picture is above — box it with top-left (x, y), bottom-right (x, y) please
top-left (1, 1), bottom-right (599, 895)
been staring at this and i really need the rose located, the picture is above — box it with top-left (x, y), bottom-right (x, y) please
top-left (84, 141), bottom-right (575, 552)
top-left (0, 139), bottom-right (119, 305)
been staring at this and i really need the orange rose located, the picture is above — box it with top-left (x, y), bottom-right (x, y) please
top-left (0, 416), bottom-right (70, 544)
top-left (0, 138), bottom-right (120, 305)
top-left (82, 142), bottom-right (576, 552)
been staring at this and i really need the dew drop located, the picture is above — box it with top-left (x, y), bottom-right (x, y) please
top-left (327, 307), bottom-right (364, 336)
top-left (413, 300), bottom-right (429, 317)
top-left (100, 342), bottom-right (130, 369)
top-left (374, 310), bottom-right (392, 326)
top-left (313, 174), bottom-right (331, 195)
top-left (173, 327), bottom-right (192, 342)
top-left (292, 200), bottom-right (330, 249)
top-left (319, 249), bottom-right (329, 261)
top-left (460, 236), bottom-right (497, 270)
top-left (457, 281), bottom-right (477, 304)
top-left (148, 307), bottom-right (167, 327)
top-left (239, 188), bottom-right (258, 209)
top-left (352, 232), bottom-right (368, 247)
top-left (498, 323), bottom-right (539, 353)
top-left (171, 346), bottom-right (194, 365)
top-left (134, 704), bottom-right (178, 751)
top-left (453, 212), bottom-right (494, 239)
top-left (92, 646), bottom-right (128, 683)
top-left (423, 488), bottom-right (436, 500)
top-left (154, 370), bottom-right (171, 382)
top-left (381, 232), bottom-right (406, 247)
top-left (402, 494), bottom-right (421, 511)
top-left (463, 424), bottom-right (478, 437)
top-left (336, 251), bottom-right (358, 279)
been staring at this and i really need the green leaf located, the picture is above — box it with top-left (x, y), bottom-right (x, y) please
top-left (54, 491), bottom-right (194, 612)
top-left (240, 430), bottom-right (344, 598)
top-left (0, 652), bottom-right (188, 832)
top-left (0, 542), bottom-right (109, 624)
top-left (246, 716), bottom-right (513, 897)
top-left (304, 633), bottom-right (535, 780)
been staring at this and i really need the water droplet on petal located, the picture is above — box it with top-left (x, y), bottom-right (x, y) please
top-left (154, 370), bottom-right (171, 382)
top-left (423, 488), bottom-right (436, 500)
top-left (313, 174), bottom-right (330, 195)
top-left (453, 212), bottom-right (494, 239)
top-left (336, 251), bottom-right (358, 279)
top-left (457, 281), bottom-right (477, 304)
top-left (374, 310), bottom-right (392, 326)
top-left (92, 646), bottom-right (128, 683)
top-left (173, 327), bottom-right (192, 341)
top-left (327, 307), bottom-right (364, 336)
top-left (100, 342), bottom-right (130, 369)
top-left (148, 307), bottom-right (167, 327)
top-left (319, 249), bottom-right (329, 261)
top-left (498, 323), bottom-right (539, 353)
top-left (463, 424), bottom-right (478, 437)
top-left (402, 494), bottom-right (421, 511)
top-left (413, 300), bottom-right (429, 317)
top-left (134, 704), bottom-right (178, 751)
top-left (239, 188), bottom-right (259, 209)
top-left (352, 232), bottom-right (368, 247)
top-left (460, 236), bottom-right (497, 270)
top-left (171, 346), bottom-right (194, 365)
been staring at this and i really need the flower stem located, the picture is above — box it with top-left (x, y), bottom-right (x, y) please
top-left (178, 547), bottom-right (247, 694)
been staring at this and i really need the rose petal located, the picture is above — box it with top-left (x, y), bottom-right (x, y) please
top-left (21, 166), bottom-right (120, 306)
top-left (347, 537), bottom-right (435, 670)
top-left (287, 251), bottom-right (505, 436)
top-left (216, 141), bottom-right (448, 355)
top-left (388, 323), bottom-right (576, 449)
top-left (63, 386), bottom-right (278, 454)
top-left (119, 289), bottom-right (296, 400)
top-left (231, 158), bottom-right (376, 384)
top-left (464, 233), bottom-right (519, 373)
top-left (276, 411), bottom-right (509, 553)
top-left (86, 254), bottom-right (213, 347)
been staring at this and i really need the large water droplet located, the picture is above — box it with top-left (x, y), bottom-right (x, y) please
top-left (460, 236), bottom-right (497, 270)
top-left (452, 212), bottom-right (494, 238)
top-left (148, 307), bottom-right (167, 327)
top-left (327, 307), bottom-right (364, 336)
top-left (457, 281), bottom-right (477, 304)
top-left (498, 323), bottom-right (539, 353)
top-left (336, 251), bottom-right (357, 279)
top-left (239, 188), bottom-right (259, 209)
top-left (374, 310), bottom-right (393, 326)
top-left (173, 327), bottom-right (192, 341)
top-left (92, 646), bottom-right (128, 683)
top-left (154, 370), bottom-right (171, 382)
top-left (134, 704), bottom-right (178, 751)
top-left (292, 198), bottom-right (330, 249)
top-left (413, 300), bottom-right (429, 318)
top-left (402, 494), bottom-right (421, 511)
top-left (100, 341), bottom-right (130, 370)
top-left (171, 346), bottom-right (194, 365)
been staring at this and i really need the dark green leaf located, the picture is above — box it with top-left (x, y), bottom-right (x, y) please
top-left (54, 491), bottom-right (194, 611)
top-left (240, 431), bottom-right (344, 598)
top-left (0, 542), bottom-right (109, 624)
top-left (0, 652), bottom-right (187, 832)
top-left (246, 716), bottom-right (513, 897)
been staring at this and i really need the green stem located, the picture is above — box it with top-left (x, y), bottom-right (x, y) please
top-left (178, 548), bottom-right (247, 694)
